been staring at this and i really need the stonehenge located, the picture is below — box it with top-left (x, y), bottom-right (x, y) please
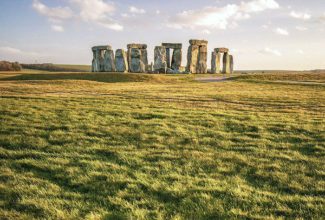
top-left (153, 46), bottom-right (167, 73)
top-left (127, 44), bottom-right (147, 73)
top-left (211, 48), bottom-right (233, 74)
top-left (161, 43), bottom-right (182, 72)
top-left (115, 49), bottom-right (128, 72)
top-left (91, 39), bottom-right (234, 74)
top-left (186, 40), bottom-right (208, 74)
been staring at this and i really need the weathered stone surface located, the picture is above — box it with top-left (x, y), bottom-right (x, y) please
top-left (222, 52), bottom-right (231, 74)
top-left (229, 55), bottom-right (234, 73)
top-left (130, 48), bottom-right (145, 73)
top-left (162, 43), bottom-right (182, 49)
top-left (171, 48), bottom-right (182, 71)
top-left (92, 45), bottom-right (112, 51)
top-left (115, 49), bottom-right (128, 72)
top-left (154, 46), bottom-right (167, 73)
top-left (127, 44), bottom-right (147, 49)
top-left (166, 48), bottom-right (171, 68)
top-left (215, 48), bottom-right (229, 53)
top-left (189, 39), bottom-right (208, 46)
top-left (211, 51), bottom-right (221, 74)
top-left (92, 45), bottom-right (113, 72)
top-left (104, 49), bottom-right (115, 72)
top-left (186, 45), bottom-right (199, 73)
top-left (140, 49), bottom-right (148, 68)
top-left (197, 46), bottom-right (207, 74)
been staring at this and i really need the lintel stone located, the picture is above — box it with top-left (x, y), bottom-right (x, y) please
top-left (92, 45), bottom-right (112, 51)
top-left (215, 48), bottom-right (229, 53)
top-left (189, 39), bottom-right (208, 46)
top-left (127, 44), bottom-right (147, 49)
top-left (162, 43), bottom-right (182, 49)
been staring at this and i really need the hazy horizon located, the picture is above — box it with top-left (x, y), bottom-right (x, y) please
top-left (0, 0), bottom-right (324, 70)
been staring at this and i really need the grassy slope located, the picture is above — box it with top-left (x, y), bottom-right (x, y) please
top-left (0, 72), bottom-right (324, 219)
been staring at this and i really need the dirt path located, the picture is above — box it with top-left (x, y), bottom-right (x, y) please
top-left (194, 76), bottom-right (234, 82)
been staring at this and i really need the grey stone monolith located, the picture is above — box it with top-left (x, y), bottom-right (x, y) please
top-left (154, 46), bottom-right (167, 73)
top-left (104, 49), bottom-right (115, 72)
top-left (115, 49), bottom-right (128, 72)
top-left (171, 49), bottom-right (182, 71)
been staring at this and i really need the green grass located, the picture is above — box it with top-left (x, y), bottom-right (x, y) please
top-left (0, 71), bottom-right (324, 219)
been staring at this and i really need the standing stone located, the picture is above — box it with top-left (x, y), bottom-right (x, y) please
top-left (140, 49), bottom-right (148, 69)
top-left (127, 44), bottom-right (147, 73)
top-left (115, 49), bottom-right (128, 72)
top-left (171, 49), bottom-right (182, 71)
top-left (222, 52), bottom-right (231, 74)
top-left (211, 51), bottom-right (221, 74)
top-left (154, 46), bottom-right (167, 73)
top-left (197, 46), bottom-right (207, 74)
top-left (186, 45), bottom-right (199, 73)
top-left (104, 49), bottom-right (115, 72)
top-left (91, 45), bottom-right (112, 72)
top-left (130, 48), bottom-right (145, 73)
top-left (229, 55), bottom-right (234, 74)
top-left (186, 40), bottom-right (208, 74)
top-left (99, 49), bottom-right (106, 72)
top-left (166, 48), bottom-right (171, 68)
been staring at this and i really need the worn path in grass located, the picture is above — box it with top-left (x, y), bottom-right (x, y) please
top-left (0, 71), bottom-right (324, 219)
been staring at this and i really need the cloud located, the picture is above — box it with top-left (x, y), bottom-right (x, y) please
top-left (241, 0), bottom-right (279, 13)
top-left (290, 11), bottom-right (311, 20)
top-left (32, 0), bottom-right (73, 20)
top-left (0, 46), bottom-right (39, 56)
top-left (297, 49), bottom-right (304, 55)
top-left (259, 47), bottom-right (282, 56)
top-left (275, 28), bottom-right (289, 36)
top-left (202, 29), bottom-right (211, 34)
top-left (296, 26), bottom-right (307, 31)
top-left (32, 0), bottom-right (123, 31)
top-left (167, 0), bottom-right (279, 30)
top-left (51, 25), bottom-right (64, 32)
top-left (129, 6), bottom-right (146, 14)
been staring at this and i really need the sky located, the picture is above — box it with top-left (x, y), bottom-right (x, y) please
top-left (0, 0), bottom-right (324, 70)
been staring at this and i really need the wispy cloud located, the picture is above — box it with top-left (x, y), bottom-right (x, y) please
top-left (259, 47), bottom-right (282, 56)
top-left (296, 26), bottom-right (307, 31)
top-left (51, 25), bottom-right (64, 32)
top-left (32, 0), bottom-right (123, 31)
top-left (32, 0), bottom-right (73, 20)
top-left (129, 6), bottom-right (146, 14)
top-left (290, 11), bottom-right (311, 20)
top-left (274, 27), bottom-right (289, 36)
top-left (0, 46), bottom-right (39, 56)
top-left (167, 0), bottom-right (279, 30)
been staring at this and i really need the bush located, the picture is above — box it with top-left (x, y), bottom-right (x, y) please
top-left (0, 61), bottom-right (22, 71)
top-left (21, 63), bottom-right (88, 72)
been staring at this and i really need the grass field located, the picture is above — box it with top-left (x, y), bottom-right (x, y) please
top-left (0, 71), bottom-right (324, 219)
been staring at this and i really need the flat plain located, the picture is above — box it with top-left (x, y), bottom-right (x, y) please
top-left (0, 70), bottom-right (324, 219)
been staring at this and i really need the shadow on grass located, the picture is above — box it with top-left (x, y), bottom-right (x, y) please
top-left (0, 72), bottom-right (156, 83)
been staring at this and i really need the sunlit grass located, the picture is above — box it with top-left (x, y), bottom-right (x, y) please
top-left (0, 71), bottom-right (324, 219)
